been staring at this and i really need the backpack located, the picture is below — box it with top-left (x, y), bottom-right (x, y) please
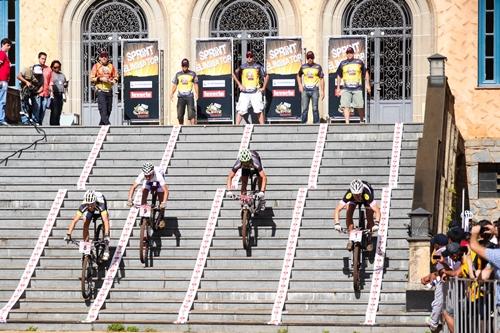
top-left (21, 64), bottom-right (44, 91)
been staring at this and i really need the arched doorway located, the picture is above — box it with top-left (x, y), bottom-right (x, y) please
top-left (343, 0), bottom-right (412, 122)
top-left (81, 0), bottom-right (148, 125)
top-left (210, 0), bottom-right (278, 67)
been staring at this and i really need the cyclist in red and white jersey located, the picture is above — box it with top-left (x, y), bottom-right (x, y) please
top-left (226, 148), bottom-right (267, 210)
top-left (333, 179), bottom-right (381, 250)
top-left (127, 162), bottom-right (169, 228)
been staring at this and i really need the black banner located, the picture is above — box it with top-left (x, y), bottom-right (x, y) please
top-left (264, 38), bottom-right (302, 121)
top-left (327, 37), bottom-right (367, 119)
top-left (122, 40), bottom-right (160, 123)
top-left (195, 39), bottom-right (233, 122)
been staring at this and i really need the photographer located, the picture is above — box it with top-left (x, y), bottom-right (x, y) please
top-left (421, 233), bottom-right (448, 332)
top-left (469, 220), bottom-right (500, 311)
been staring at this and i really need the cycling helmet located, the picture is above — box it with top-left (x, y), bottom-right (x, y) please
top-left (238, 148), bottom-right (252, 163)
top-left (142, 162), bottom-right (154, 176)
top-left (349, 179), bottom-right (364, 195)
top-left (83, 190), bottom-right (97, 204)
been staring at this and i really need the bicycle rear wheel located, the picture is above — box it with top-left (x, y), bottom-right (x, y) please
top-left (81, 255), bottom-right (93, 299)
top-left (139, 218), bottom-right (149, 264)
top-left (352, 243), bottom-right (361, 292)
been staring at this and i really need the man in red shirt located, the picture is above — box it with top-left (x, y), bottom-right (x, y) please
top-left (90, 51), bottom-right (118, 125)
top-left (0, 38), bottom-right (12, 126)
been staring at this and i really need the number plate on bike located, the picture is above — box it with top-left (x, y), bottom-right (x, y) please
top-left (79, 241), bottom-right (92, 255)
top-left (140, 205), bottom-right (151, 218)
top-left (349, 230), bottom-right (363, 243)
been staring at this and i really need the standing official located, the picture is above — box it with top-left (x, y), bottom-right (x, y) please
top-left (170, 58), bottom-right (198, 125)
top-left (90, 51), bottom-right (118, 125)
top-left (297, 51), bottom-right (324, 124)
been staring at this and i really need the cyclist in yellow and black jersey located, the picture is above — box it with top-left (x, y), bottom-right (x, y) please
top-left (65, 190), bottom-right (111, 260)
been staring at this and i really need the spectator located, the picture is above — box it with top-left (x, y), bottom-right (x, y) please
top-left (439, 242), bottom-right (464, 333)
top-left (469, 222), bottom-right (500, 310)
top-left (296, 51), bottom-right (324, 124)
top-left (170, 58), bottom-right (198, 125)
top-left (90, 51), bottom-right (118, 125)
top-left (49, 60), bottom-right (68, 126)
top-left (0, 38), bottom-right (12, 126)
top-left (421, 233), bottom-right (448, 332)
top-left (335, 47), bottom-right (371, 124)
top-left (17, 52), bottom-right (51, 125)
top-left (232, 50), bottom-right (268, 125)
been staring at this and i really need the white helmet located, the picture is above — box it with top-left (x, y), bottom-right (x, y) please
top-left (349, 179), bottom-right (364, 195)
top-left (142, 162), bottom-right (154, 176)
top-left (238, 148), bottom-right (252, 163)
top-left (83, 190), bottom-right (97, 204)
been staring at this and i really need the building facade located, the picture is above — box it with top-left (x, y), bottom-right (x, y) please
top-left (2, 0), bottom-right (499, 219)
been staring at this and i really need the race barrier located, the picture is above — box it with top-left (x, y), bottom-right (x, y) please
top-left (308, 123), bottom-right (328, 189)
top-left (364, 122), bottom-right (404, 325)
top-left (231, 124), bottom-right (254, 189)
top-left (77, 125), bottom-right (110, 190)
top-left (175, 188), bottom-right (226, 324)
top-left (269, 187), bottom-right (308, 325)
top-left (363, 187), bottom-right (392, 325)
top-left (388, 122), bottom-right (403, 189)
top-left (0, 189), bottom-right (67, 323)
top-left (159, 125), bottom-right (181, 174)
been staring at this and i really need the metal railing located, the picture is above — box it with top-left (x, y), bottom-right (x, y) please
top-left (444, 277), bottom-right (499, 333)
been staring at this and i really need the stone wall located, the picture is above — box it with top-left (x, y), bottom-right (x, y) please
top-left (465, 139), bottom-right (500, 222)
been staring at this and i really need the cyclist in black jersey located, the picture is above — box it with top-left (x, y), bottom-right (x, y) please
top-left (226, 148), bottom-right (267, 210)
top-left (65, 190), bottom-right (111, 260)
top-left (333, 179), bottom-right (381, 251)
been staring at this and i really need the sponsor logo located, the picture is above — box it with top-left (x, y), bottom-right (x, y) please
top-left (130, 91), bottom-right (152, 99)
top-left (206, 103), bottom-right (223, 117)
top-left (272, 89), bottom-right (295, 97)
top-left (272, 79), bottom-right (296, 87)
top-left (132, 104), bottom-right (150, 118)
top-left (275, 102), bottom-right (292, 116)
top-left (203, 90), bottom-right (225, 98)
top-left (202, 80), bottom-right (226, 88)
top-left (130, 81), bottom-right (153, 89)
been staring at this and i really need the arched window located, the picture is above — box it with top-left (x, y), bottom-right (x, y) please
top-left (81, 0), bottom-right (148, 104)
top-left (343, 0), bottom-right (412, 102)
top-left (210, 0), bottom-right (278, 66)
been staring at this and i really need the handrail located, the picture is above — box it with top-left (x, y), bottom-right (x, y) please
top-left (411, 78), bottom-right (465, 235)
top-left (0, 121), bottom-right (47, 166)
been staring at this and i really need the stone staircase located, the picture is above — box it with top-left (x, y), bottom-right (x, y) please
top-left (0, 124), bottom-right (428, 332)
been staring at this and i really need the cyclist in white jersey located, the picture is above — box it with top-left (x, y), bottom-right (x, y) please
top-left (127, 162), bottom-right (169, 228)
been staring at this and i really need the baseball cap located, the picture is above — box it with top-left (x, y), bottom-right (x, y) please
top-left (99, 51), bottom-right (109, 58)
top-left (442, 242), bottom-right (461, 257)
top-left (306, 51), bottom-right (315, 59)
top-left (430, 234), bottom-right (448, 247)
top-left (246, 51), bottom-right (254, 58)
top-left (181, 58), bottom-right (189, 67)
top-left (346, 47), bottom-right (354, 54)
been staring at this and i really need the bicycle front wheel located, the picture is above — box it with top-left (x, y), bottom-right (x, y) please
top-left (352, 244), bottom-right (361, 292)
top-left (241, 210), bottom-right (250, 251)
top-left (81, 255), bottom-right (93, 299)
top-left (139, 218), bottom-right (149, 264)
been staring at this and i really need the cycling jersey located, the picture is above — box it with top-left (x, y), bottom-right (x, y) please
top-left (339, 180), bottom-right (376, 208)
top-left (172, 70), bottom-right (198, 97)
top-left (76, 191), bottom-right (108, 219)
top-left (134, 166), bottom-right (166, 192)
top-left (231, 150), bottom-right (263, 174)
top-left (235, 62), bottom-right (266, 93)
top-left (298, 63), bottom-right (324, 90)
top-left (336, 58), bottom-right (366, 91)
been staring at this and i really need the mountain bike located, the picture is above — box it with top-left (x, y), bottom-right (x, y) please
top-left (338, 205), bottom-right (373, 292)
top-left (138, 185), bottom-right (164, 266)
top-left (70, 215), bottom-right (107, 300)
top-left (232, 172), bottom-right (263, 257)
